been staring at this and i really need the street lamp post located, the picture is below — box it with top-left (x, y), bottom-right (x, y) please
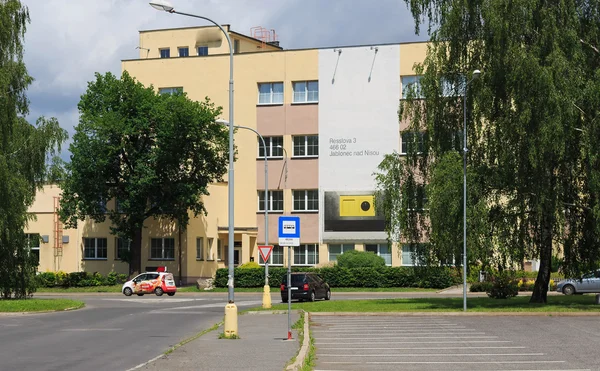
top-left (149, 0), bottom-right (238, 335)
top-left (217, 120), bottom-right (271, 308)
top-left (463, 69), bottom-right (481, 312)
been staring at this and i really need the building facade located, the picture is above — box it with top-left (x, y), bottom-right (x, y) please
top-left (26, 25), bottom-right (428, 283)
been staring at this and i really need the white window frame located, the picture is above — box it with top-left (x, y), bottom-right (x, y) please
top-left (258, 190), bottom-right (283, 212)
top-left (400, 132), bottom-right (426, 155)
top-left (401, 75), bottom-right (423, 99)
top-left (258, 82), bottom-right (284, 105)
top-left (402, 244), bottom-right (426, 266)
top-left (150, 238), bottom-right (175, 260)
top-left (159, 48), bottom-right (170, 58)
top-left (197, 46), bottom-right (208, 56)
top-left (217, 239), bottom-right (223, 261)
top-left (178, 47), bottom-right (189, 57)
top-left (196, 237), bottom-right (204, 260)
top-left (257, 136), bottom-right (283, 158)
top-left (293, 244), bottom-right (319, 266)
top-left (259, 245), bottom-right (284, 266)
top-left (207, 238), bottom-right (215, 260)
top-left (26, 233), bottom-right (40, 263)
top-left (292, 81), bottom-right (319, 103)
top-left (292, 190), bottom-right (319, 212)
top-left (84, 237), bottom-right (108, 260)
top-left (365, 243), bottom-right (391, 266)
top-left (293, 135), bottom-right (319, 157)
top-left (115, 237), bottom-right (130, 260)
top-left (328, 243), bottom-right (354, 262)
top-left (158, 87), bottom-right (183, 95)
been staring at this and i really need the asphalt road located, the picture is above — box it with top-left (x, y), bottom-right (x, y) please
top-left (0, 293), bottom-right (264, 371)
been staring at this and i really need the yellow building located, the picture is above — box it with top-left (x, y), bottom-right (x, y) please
top-left (26, 25), bottom-right (431, 284)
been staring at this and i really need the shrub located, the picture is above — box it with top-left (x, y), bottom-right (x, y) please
top-left (470, 281), bottom-right (493, 292)
top-left (336, 250), bottom-right (386, 269)
top-left (487, 271), bottom-right (519, 299)
top-left (35, 271), bottom-right (128, 288)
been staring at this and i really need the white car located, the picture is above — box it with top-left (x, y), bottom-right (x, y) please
top-left (122, 272), bottom-right (177, 297)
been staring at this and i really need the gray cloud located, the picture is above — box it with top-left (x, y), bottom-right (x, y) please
top-left (21, 0), bottom-right (426, 160)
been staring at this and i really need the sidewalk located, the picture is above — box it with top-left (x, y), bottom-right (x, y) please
top-left (136, 311), bottom-right (300, 371)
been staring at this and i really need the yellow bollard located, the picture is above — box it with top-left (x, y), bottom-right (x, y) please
top-left (262, 284), bottom-right (272, 309)
top-left (224, 302), bottom-right (238, 338)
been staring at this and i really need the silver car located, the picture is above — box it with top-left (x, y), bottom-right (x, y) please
top-left (556, 269), bottom-right (600, 295)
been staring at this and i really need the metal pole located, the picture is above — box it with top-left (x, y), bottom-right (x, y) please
top-left (287, 245), bottom-right (292, 340)
top-left (463, 81), bottom-right (468, 312)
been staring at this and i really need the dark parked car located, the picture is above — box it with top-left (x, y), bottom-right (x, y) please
top-left (281, 272), bottom-right (331, 302)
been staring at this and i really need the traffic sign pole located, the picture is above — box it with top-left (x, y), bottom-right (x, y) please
top-left (278, 216), bottom-right (300, 341)
top-left (287, 245), bottom-right (292, 340)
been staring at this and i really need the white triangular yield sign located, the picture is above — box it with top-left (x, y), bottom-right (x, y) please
top-left (258, 245), bottom-right (273, 262)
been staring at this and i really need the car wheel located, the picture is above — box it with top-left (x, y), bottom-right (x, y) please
top-left (136, 293), bottom-right (144, 296)
top-left (562, 284), bottom-right (576, 295)
top-left (155, 287), bottom-right (164, 296)
top-left (167, 292), bottom-right (175, 297)
top-left (325, 290), bottom-right (331, 300)
top-left (123, 287), bottom-right (133, 296)
top-left (309, 291), bottom-right (316, 302)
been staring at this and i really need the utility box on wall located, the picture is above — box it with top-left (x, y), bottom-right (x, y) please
top-left (62, 236), bottom-right (69, 244)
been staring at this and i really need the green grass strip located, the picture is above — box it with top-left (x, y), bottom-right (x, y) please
top-left (264, 295), bottom-right (600, 312)
top-left (164, 321), bottom-right (222, 355)
top-left (0, 298), bottom-right (84, 312)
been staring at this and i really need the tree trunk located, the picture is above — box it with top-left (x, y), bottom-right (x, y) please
top-left (129, 228), bottom-right (143, 277)
top-left (530, 212), bottom-right (553, 303)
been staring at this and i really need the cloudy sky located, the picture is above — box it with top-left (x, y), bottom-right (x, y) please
top-left (22, 0), bottom-right (427, 160)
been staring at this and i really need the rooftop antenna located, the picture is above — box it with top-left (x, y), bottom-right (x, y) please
top-left (332, 49), bottom-right (342, 84)
top-left (136, 46), bottom-right (150, 58)
top-left (368, 46), bottom-right (379, 82)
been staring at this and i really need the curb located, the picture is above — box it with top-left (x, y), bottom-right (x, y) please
top-left (286, 311), bottom-right (309, 371)
top-left (309, 311), bottom-right (600, 316)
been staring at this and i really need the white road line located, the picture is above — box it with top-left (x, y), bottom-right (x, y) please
top-left (319, 346), bottom-right (527, 350)
top-left (61, 328), bottom-right (123, 331)
top-left (315, 336), bottom-right (498, 340)
top-left (323, 361), bottom-right (567, 365)
top-left (316, 340), bottom-right (512, 344)
top-left (313, 331), bottom-right (487, 335)
top-left (320, 353), bottom-right (545, 357)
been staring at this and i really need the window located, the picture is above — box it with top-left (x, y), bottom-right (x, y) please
top-left (196, 237), bottom-right (204, 260)
top-left (115, 238), bottom-right (130, 260)
top-left (150, 238), bottom-right (175, 260)
top-left (441, 76), bottom-right (466, 97)
top-left (258, 82), bottom-right (284, 105)
top-left (406, 184), bottom-right (428, 211)
top-left (233, 39), bottom-right (240, 54)
top-left (197, 46), bottom-right (208, 56)
top-left (293, 244), bottom-right (319, 265)
top-left (259, 245), bottom-right (284, 265)
top-left (365, 244), bottom-right (391, 266)
top-left (258, 190), bottom-right (284, 212)
top-left (178, 47), bottom-right (189, 57)
top-left (402, 244), bottom-right (426, 266)
top-left (158, 87), bottom-right (183, 95)
top-left (400, 132), bottom-right (426, 154)
top-left (293, 190), bottom-right (318, 212)
top-left (328, 244), bottom-right (354, 262)
top-left (25, 233), bottom-right (40, 265)
top-left (293, 135), bottom-right (319, 157)
top-left (217, 239), bottom-right (223, 261)
top-left (258, 136), bottom-right (283, 158)
top-left (159, 48), bottom-right (170, 58)
top-left (401, 75), bottom-right (423, 99)
top-left (84, 237), bottom-right (107, 260)
top-left (207, 238), bottom-right (215, 260)
top-left (292, 81), bottom-right (319, 103)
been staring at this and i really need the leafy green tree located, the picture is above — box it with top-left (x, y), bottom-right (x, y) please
top-left (59, 71), bottom-right (229, 276)
top-left (336, 250), bottom-right (386, 269)
top-left (0, 0), bottom-right (68, 298)
top-left (376, 0), bottom-right (600, 303)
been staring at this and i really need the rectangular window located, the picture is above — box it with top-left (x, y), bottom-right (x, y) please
top-left (259, 245), bottom-right (284, 265)
top-left (115, 238), bottom-right (130, 260)
top-left (233, 39), bottom-right (240, 54)
top-left (217, 239), bottom-right (223, 261)
top-left (178, 47), bottom-right (189, 57)
top-left (400, 132), bottom-right (426, 154)
top-left (196, 237), bottom-right (204, 260)
top-left (441, 76), bottom-right (466, 97)
top-left (293, 190), bottom-right (318, 212)
top-left (207, 238), bottom-right (214, 260)
top-left (293, 135), bottom-right (319, 157)
top-left (197, 46), bottom-right (208, 56)
top-left (158, 87), bottom-right (183, 95)
top-left (150, 238), bottom-right (175, 260)
top-left (258, 190), bottom-right (284, 212)
top-left (258, 82), bottom-right (284, 105)
top-left (402, 244), bottom-right (425, 266)
top-left (84, 237), bottom-right (107, 260)
top-left (401, 75), bottom-right (423, 99)
top-left (26, 233), bottom-right (40, 265)
top-left (292, 81), bottom-right (319, 103)
top-left (365, 243), bottom-right (391, 266)
top-left (159, 48), bottom-right (170, 58)
top-left (328, 243), bottom-right (354, 262)
top-left (293, 244), bottom-right (319, 265)
top-left (258, 136), bottom-right (283, 158)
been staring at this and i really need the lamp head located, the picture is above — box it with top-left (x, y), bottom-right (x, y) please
top-left (149, 0), bottom-right (174, 12)
top-left (472, 69), bottom-right (481, 79)
top-left (216, 119), bottom-right (229, 126)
